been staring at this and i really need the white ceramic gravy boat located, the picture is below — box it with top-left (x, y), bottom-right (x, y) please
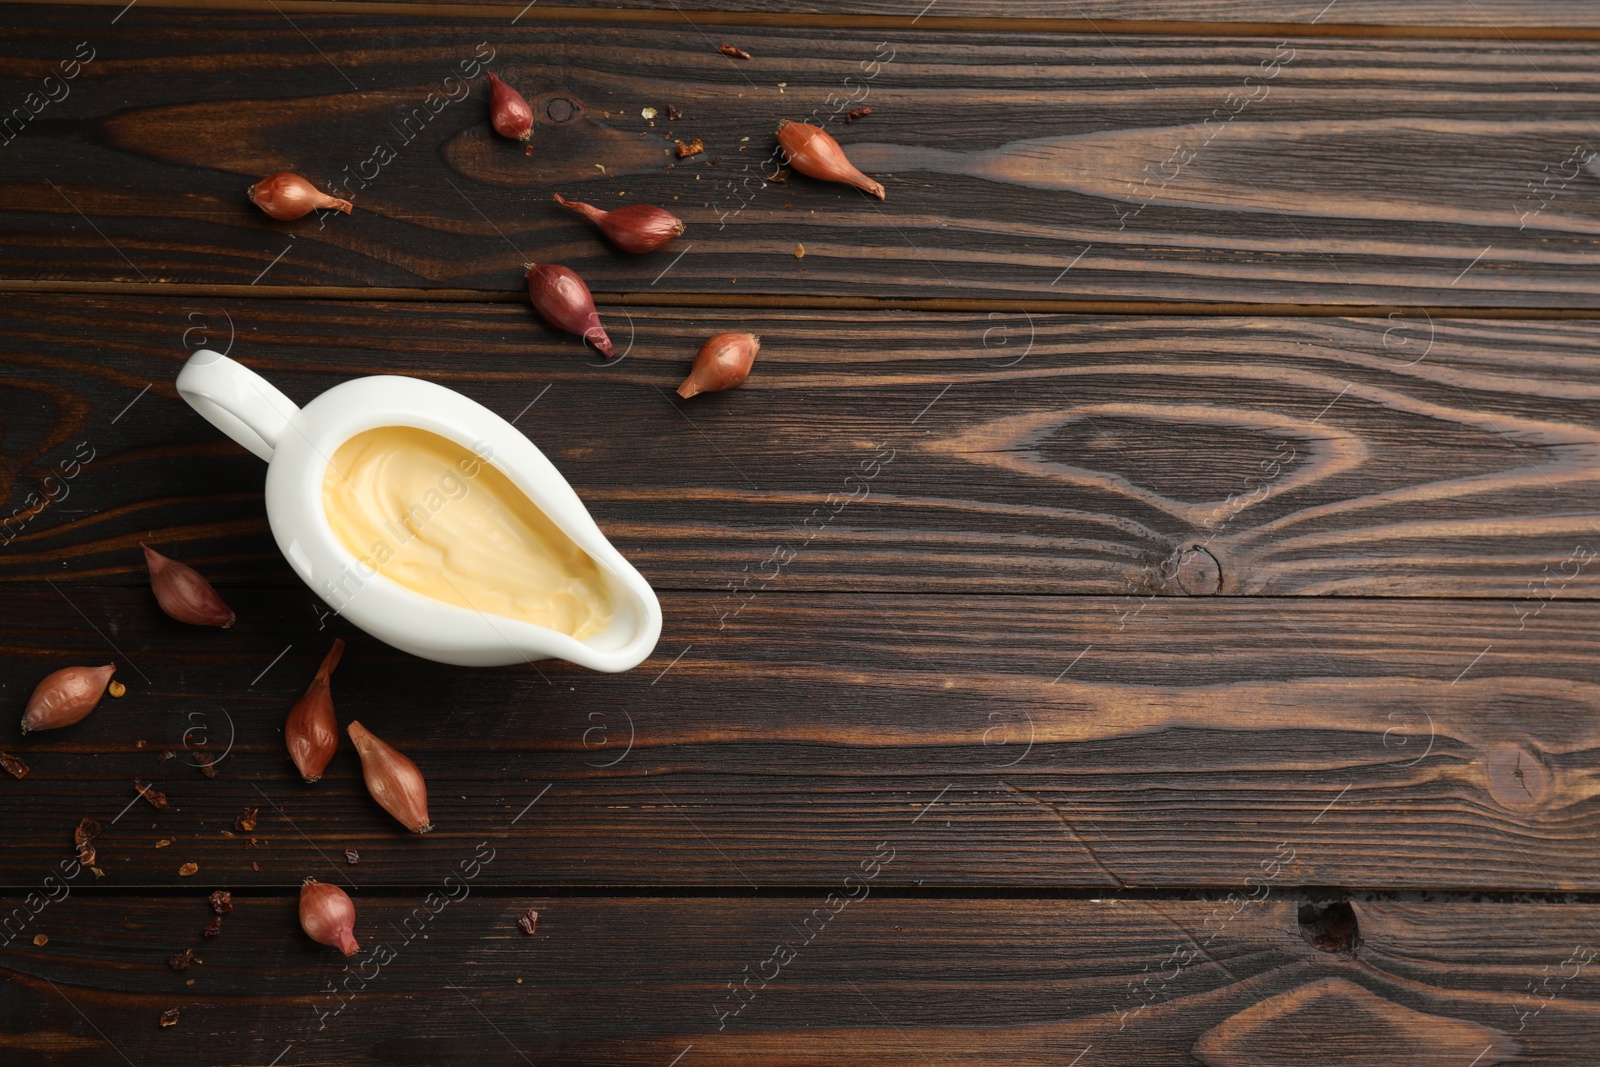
top-left (176, 349), bottom-right (661, 671)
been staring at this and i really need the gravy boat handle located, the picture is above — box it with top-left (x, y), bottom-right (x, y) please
top-left (176, 350), bottom-right (301, 462)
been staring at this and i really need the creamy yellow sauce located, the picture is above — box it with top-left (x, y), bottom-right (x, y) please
top-left (322, 426), bottom-right (613, 640)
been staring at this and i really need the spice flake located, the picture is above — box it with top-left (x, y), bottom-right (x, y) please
top-left (135, 780), bottom-right (168, 810)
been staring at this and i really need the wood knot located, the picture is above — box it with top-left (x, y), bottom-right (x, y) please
top-left (1484, 742), bottom-right (1550, 810)
top-left (1174, 544), bottom-right (1222, 595)
top-left (1297, 900), bottom-right (1359, 954)
top-left (537, 95), bottom-right (583, 125)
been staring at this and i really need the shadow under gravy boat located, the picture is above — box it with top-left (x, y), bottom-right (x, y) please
top-left (176, 350), bottom-right (662, 671)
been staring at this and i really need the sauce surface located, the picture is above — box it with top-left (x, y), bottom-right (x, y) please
top-left (322, 426), bottom-right (613, 639)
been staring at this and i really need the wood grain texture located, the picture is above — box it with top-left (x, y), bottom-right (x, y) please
top-left (1, 584), bottom-right (1597, 890)
top-left (7, 9), bottom-right (1600, 305)
top-left (2, 895), bottom-right (1596, 1065)
top-left (15, 0), bottom-right (1600, 32)
top-left (396, 0), bottom-right (1600, 33)
top-left (3, 295), bottom-right (1599, 597)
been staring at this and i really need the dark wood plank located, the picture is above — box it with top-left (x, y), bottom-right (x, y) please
top-left (20, 0), bottom-right (1600, 31)
top-left (4, 294), bottom-right (1599, 597)
top-left (7, 9), bottom-right (1600, 305)
top-left (1, 894), bottom-right (1596, 1064)
top-left (1, 584), bottom-right (1597, 890)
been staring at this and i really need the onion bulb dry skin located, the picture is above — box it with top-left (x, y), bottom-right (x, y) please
top-left (247, 173), bottom-right (353, 221)
top-left (774, 120), bottom-right (885, 199)
top-left (299, 878), bottom-right (360, 956)
top-left (678, 333), bottom-right (759, 399)
top-left (553, 193), bottom-right (685, 253)
top-left (348, 720), bottom-right (432, 833)
top-left (21, 664), bottom-right (115, 734)
top-left (285, 638), bottom-right (344, 783)
top-left (142, 544), bottom-right (236, 628)
top-left (525, 263), bottom-right (615, 358)
top-left (487, 73), bottom-right (534, 154)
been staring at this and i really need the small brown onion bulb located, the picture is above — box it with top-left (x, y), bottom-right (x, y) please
top-left (21, 664), bottom-right (115, 734)
top-left (525, 263), bottom-right (614, 358)
top-left (299, 878), bottom-right (360, 956)
top-left (286, 639), bottom-right (344, 783)
top-left (487, 73), bottom-right (534, 152)
top-left (348, 721), bottom-right (432, 833)
top-left (553, 193), bottom-right (685, 254)
top-left (774, 120), bottom-right (885, 199)
top-left (248, 173), bottom-right (353, 221)
top-left (142, 544), bottom-right (236, 628)
top-left (678, 333), bottom-right (759, 399)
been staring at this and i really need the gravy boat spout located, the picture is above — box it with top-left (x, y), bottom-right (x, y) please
top-left (176, 349), bottom-right (662, 671)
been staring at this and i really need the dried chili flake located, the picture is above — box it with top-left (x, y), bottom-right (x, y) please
top-left (717, 43), bottom-right (751, 60)
top-left (178, 862), bottom-right (198, 877)
top-left (675, 138), bottom-right (704, 159)
top-left (203, 915), bottom-right (222, 937)
top-left (135, 780), bottom-right (168, 810)
top-left (0, 752), bottom-right (29, 779)
top-left (74, 818), bottom-right (100, 866)
top-left (168, 948), bottom-right (194, 971)
top-left (158, 750), bottom-right (175, 763)
top-left (209, 890), bottom-right (232, 914)
top-left (235, 807), bottom-right (258, 833)
top-left (195, 753), bottom-right (217, 778)
top-left (666, 104), bottom-right (685, 120)
top-left (345, 850), bottom-right (360, 864)
top-left (517, 908), bottom-right (539, 935)
top-left (159, 1007), bottom-right (179, 1028)
top-left (846, 107), bottom-right (872, 122)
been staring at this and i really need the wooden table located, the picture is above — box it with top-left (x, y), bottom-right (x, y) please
top-left (3, 1), bottom-right (1599, 1062)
